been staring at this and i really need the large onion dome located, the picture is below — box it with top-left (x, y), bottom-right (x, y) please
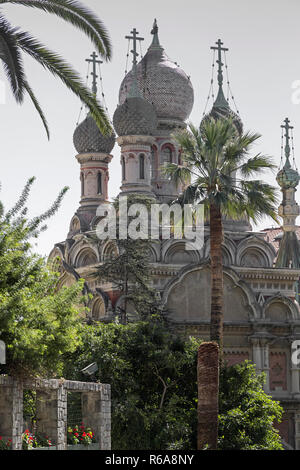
top-left (118, 20), bottom-right (194, 125)
top-left (73, 113), bottom-right (115, 154)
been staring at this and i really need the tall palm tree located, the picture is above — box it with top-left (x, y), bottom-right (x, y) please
top-left (165, 117), bottom-right (279, 353)
top-left (0, 0), bottom-right (112, 138)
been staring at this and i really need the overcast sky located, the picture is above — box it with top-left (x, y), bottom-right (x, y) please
top-left (1, 0), bottom-right (300, 256)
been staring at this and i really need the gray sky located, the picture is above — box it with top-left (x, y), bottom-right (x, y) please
top-left (1, 0), bottom-right (300, 256)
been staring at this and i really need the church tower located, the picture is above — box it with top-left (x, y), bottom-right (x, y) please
top-left (70, 52), bottom-right (115, 237)
top-left (113, 28), bottom-right (157, 196)
top-left (276, 118), bottom-right (300, 268)
top-left (118, 20), bottom-right (194, 202)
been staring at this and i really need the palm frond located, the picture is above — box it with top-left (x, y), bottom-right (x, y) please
top-left (23, 80), bottom-right (49, 138)
top-left (167, 115), bottom-right (279, 227)
top-left (238, 154), bottom-right (277, 177)
top-left (161, 163), bottom-right (191, 186)
top-left (0, 0), bottom-right (112, 59)
top-left (16, 30), bottom-right (111, 134)
top-left (0, 15), bottom-right (26, 102)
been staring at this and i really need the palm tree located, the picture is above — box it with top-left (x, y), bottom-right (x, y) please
top-left (165, 117), bottom-right (279, 353)
top-left (0, 0), bottom-right (112, 138)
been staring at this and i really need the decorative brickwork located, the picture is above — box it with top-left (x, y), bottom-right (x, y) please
top-left (274, 413), bottom-right (290, 444)
top-left (224, 351), bottom-right (249, 367)
top-left (269, 351), bottom-right (287, 391)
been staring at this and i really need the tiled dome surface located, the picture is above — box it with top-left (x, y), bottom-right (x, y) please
top-left (119, 46), bottom-right (194, 123)
top-left (73, 114), bottom-right (115, 154)
top-left (113, 96), bottom-right (157, 136)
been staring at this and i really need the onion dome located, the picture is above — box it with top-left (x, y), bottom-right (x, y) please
top-left (201, 39), bottom-right (243, 135)
top-left (201, 92), bottom-right (243, 135)
top-left (113, 26), bottom-right (158, 137)
top-left (276, 118), bottom-right (300, 189)
top-left (113, 96), bottom-right (157, 137)
top-left (118, 20), bottom-right (194, 125)
top-left (73, 113), bottom-right (115, 154)
top-left (277, 163), bottom-right (300, 189)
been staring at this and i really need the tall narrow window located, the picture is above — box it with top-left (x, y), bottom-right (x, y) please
top-left (151, 147), bottom-right (156, 179)
top-left (97, 171), bottom-right (102, 195)
top-left (122, 156), bottom-right (126, 180)
top-left (139, 154), bottom-right (145, 179)
top-left (162, 147), bottom-right (173, 166)
top-left (81, 172), bottom-right (84, 196)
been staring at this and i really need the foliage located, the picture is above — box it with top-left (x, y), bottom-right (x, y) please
top-left (218, 361), bottom-right (283, 450)
top-left (0, 178), bottom-right (85, 377)
top-left (0, 0), bottom-right (112, 137)
top-left (64, 317), bottom-right (200, 450)
top-left (0, 436), bottom-right (11, 450)
top-left (96, 194), bottom-right (161, 323)
top-left (67, 423), bottom-right (96, 446)
top-left (64, 319), bottom-right (284, 450)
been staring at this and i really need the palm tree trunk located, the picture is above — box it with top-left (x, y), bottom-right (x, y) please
top-left (197, 342), bottom-right (219, 450)
top-left (209, 203), bottom-right (224, 355)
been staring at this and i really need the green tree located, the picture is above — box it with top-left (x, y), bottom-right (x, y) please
top-left (96, 194), bottom-right (160, 324)
top-left (0, 0), bottom-right (112, 138)
top-left (219, 361), bottom-right (283, 450)
top-left (165, 118), bottom-right (278, 353)
top-left (64, 319), bottom-right (284, 450)
top-left (0, 177), bottom-right (85, 377)
top-left (64, 318), bottom-right (200, 450)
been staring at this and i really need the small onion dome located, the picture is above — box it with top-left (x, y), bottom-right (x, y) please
top-left (201, 83), bottom-right (243, 135)
top-left (73, 113), bottom-right (115, 154)
top-left (276, 163), bottom-right (300, 189)
top-left (113, 96), bottom-right (157, 137)
top-left (201, 105), bottom-right (243, 136)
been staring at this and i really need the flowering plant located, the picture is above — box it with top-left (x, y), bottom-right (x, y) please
top-left (0, 436), bottom-right (12, 450)
top-left (36, 434), bottom-right (52, 448)
top-left (67, 423), bottom-right (96, 446)
top-left (22, 430), bottom-right (38, 449)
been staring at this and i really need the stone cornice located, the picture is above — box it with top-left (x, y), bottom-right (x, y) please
top-left (236, 266), bottom-right (300, 281)
top-left (76, 153), bottom-right (113, 164)
top-left (117, 135), bottom-right (156, 146)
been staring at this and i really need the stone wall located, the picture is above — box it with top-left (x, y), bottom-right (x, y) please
top-left (0, 376), bottom-right (111, 450)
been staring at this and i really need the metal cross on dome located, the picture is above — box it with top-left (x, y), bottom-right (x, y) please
top-left (281, 117), bottom-right (293, 160)
top-left (210, 39), bottom-right (228, 88)
top-left (125, 28), bottom-right (144, 66)
top-left (86, 51), bottom-right (103, 96)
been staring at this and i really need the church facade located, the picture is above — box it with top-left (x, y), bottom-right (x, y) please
top-left (49, 22), bottom-right (300, 449)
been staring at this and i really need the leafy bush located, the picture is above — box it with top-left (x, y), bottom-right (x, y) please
top-left (218, 361), bottom-right (283, 450)
top-left (64, 320), bottom-right (284, 450)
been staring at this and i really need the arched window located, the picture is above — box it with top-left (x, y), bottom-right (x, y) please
top-left (97, 171), bottom-right (102, 195)
top-left (81, 172), bottom-right (84, 196)
top-left (139, 154), bottom-right (145, 179)
top-left (162, 146), bottom-right (173, 166)
top-left (76, 248), bottom-right (98, 267)
top-left (121, 156), bottom-right (126, 180)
